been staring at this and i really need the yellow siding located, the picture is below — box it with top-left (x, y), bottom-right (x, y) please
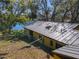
top-left (33, 32), bottom-right (39, 39)
top-left (44, 37), bottom-right (50, 47)
top-left (27, 31), bottom-right (57, 49)
top-left (44, 37), bottom-right (56, 49)
top-left (33, 32), bottom-right (44, 43)
top-left (53, 54), bottom-right (61, 59)
top-left (53, 40), bottom-right (56, 49)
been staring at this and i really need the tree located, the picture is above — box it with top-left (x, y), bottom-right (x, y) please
top-left (70, 0), bottom-right (79, 23)
top-left (27, 0), bottom-right (52, 21)
top-left (0, 0), bottom-right (28, 34)
top-left (37, 0), bottom-right (52, 21)
top-left (50, 0), bottom-right (79, 22)
top-left (27, 0), bottom-right (38, 20)
top-left (50, 0), bottom-right (62, 21)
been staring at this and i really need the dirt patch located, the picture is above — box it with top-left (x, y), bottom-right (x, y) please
top-left (0, 40), bottom-right (54, 59)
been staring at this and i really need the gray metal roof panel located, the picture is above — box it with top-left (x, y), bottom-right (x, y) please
top-left (67, 33), bottom-right (79, 45)
top-left (72, 38), bottom-right (79, 45)
top-left (25, 21), bottom-right (79, 45)
top-left (53, 45), bottom-right (79, 59)
top-left (62, 32), bottom-right (78, 43)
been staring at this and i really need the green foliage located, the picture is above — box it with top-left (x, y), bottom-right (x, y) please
top-left (0, 0), bottom-right (31, 34)
top-left (11, 30), bottom-right (25, 38)
top-left (27, 0), bottom-right (38, 19)
top-left (17, 16), bottom-right (28, 24)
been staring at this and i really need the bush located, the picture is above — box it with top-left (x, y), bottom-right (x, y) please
top-left (11, 30), bottom-right (25, 39)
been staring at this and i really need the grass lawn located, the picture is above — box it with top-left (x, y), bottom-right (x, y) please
top-left (0, 40), bottom-right (53, 59)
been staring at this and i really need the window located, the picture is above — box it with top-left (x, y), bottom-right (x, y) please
top-left (50, 40), bottom-right (53, 46)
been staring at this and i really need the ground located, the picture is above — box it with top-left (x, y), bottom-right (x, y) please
top-left (0, 40), bottom-right (54, 59)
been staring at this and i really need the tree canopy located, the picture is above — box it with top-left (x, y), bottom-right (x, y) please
top-left (27, 0), bottom-right (79, 22)
top-left (0, 0), bottom-right (30, 34)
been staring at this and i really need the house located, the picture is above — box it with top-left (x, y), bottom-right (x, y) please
top-left (25, 21), bottom-right (79, 59)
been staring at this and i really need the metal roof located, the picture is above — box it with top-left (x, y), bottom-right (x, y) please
top-left (25, 21), bottom-right (79, 45)
top-left (53, 45), bottom-right (79, 59)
